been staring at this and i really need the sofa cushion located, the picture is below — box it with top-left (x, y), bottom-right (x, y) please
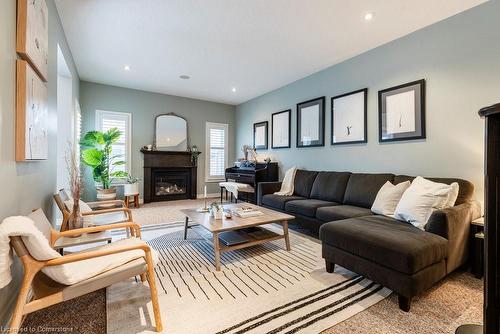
top-left (394, 175), bottom-right (474, 206)
top-left (343, 173), bottom-right (395, 208)
top-left (319, 215), bottom-right (448, 274)
top-left (293, 170), bottom-right (318, 198)
top-left (310, 171), bottom-right (351, 203)
top-left (285, 199), bottom-right (338, 217)
top-left (316, 205), bottom-right (372, 222)
top-left (261, 194), bottom-right (305, 210)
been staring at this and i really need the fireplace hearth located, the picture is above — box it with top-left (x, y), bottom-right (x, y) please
top-left (141, 150), bottom-right (198, 203)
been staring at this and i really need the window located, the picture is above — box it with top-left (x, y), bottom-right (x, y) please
top-left (96, 110), bottom-right (132, 178)
top-left (205, 122), bottom-right (228, 182)
top-left (74, 99), bottom-right (82, 164)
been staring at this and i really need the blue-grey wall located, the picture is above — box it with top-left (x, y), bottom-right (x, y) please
top-left (235, 0), bottom-right (500, 204)
top-left (79, 81), bottom-right (236, 200)
top-left (0, 0), bottom-right (80, 327)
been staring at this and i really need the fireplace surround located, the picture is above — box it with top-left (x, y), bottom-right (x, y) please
top-left (141, 149), bottom-right (198, 203)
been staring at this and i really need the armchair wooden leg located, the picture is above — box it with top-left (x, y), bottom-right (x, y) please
top-left (140, 273), bottom-right (146, 282)
top-left (145, 254), bottom-right (163, 332)
top-left (9, 263), bottom-right (41, 333)
top-left (325, 260), bottom-right (335, 273)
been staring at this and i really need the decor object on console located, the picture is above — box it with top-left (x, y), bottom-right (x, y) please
top-left (16, 0), bottom-right (48, 81)
top-left (297, 96), bottom-right (325, 147)
top-left (272, 109), bottom-right (291, 149)
top-left (331, 88), bottom-right (367, 145)
top-left (241, 144), bottom-right (250, 161)
top-left (253, 121), bottom-right (268, 150)
top-left (80, 128), bottom-right (129, 200)
top-left (378, 79), bottom-right (426, 142)
top-left (16, 60), bottom-right (48, 161)
top-left (155, 113), bottom-right (188, 151)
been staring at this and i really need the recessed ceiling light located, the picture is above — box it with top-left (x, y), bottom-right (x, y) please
top-left (232, 87), bottom-right (237, 93)
top-left (364, 12), bottom-right (374, 21)
top-left (124, 65), bottom-right (131, 71)
top-left (179, 75), bottom-right (190, 80)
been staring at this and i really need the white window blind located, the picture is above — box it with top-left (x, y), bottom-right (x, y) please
top-left (96, 110), bottom-right (131, 176)
top-left (206, 122), bottom-right (228, 181)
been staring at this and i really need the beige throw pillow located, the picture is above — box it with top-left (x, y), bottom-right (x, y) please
top-left (371, 181), bottom-right (411, 216)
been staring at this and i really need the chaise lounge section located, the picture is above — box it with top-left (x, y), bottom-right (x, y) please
top-left (258, 170), bottom-right (481, 311)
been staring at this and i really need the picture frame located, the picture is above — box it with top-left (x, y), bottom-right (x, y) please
top-left (271, 109), bottom-right (291, 149)
top-left (16, 0), bottom-right (49, 82)
top-left (253, 121), bottom-right (268, 150)
top-left (297, 97), bottom-right (325, 147)
top-left (331, 88), bottom-right (367, 145)
top-left (16, 60), bottom-right (48, 161)
top-left (378, 79), bottom-right (426, 142)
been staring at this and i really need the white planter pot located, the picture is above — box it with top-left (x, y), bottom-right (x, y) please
top-left (211, 208), bottom-right (223, 220)
top-left (124, 182), bottom-right (140, 196)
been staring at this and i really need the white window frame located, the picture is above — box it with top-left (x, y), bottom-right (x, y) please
top-left (205, 122), bottom-right (228, 182)
top-left (95, 110), bottom-right (132, 184)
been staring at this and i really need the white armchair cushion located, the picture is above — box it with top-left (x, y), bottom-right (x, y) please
top-left (43, 237), bottom-right (158, 285)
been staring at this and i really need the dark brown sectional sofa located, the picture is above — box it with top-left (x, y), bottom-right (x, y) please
top-left (257, 169), bottom-right (481, 311)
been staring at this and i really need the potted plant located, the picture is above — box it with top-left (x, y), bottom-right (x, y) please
top-left (80, 128), bottom-right (128, 200)
top-left (124, 175), bottom-right (140, 195)
top-left (210, 202), bottom-right (223, 220)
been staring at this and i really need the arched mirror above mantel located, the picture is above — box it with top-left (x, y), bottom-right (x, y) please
top-left (154, 113), bottom-right (188, 151)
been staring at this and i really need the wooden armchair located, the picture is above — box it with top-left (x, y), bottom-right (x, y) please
top-left (8, 209), bottom-right (162, 333)
top-left (53, 189), bottom-right (133, 232)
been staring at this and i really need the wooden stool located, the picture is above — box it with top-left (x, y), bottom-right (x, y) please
top-left (124, 193), bottom-right (140, 208)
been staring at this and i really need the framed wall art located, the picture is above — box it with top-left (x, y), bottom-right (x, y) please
top-left (17, 0), bottom-right (49, 82)
top-left (271, 109), bottom-right (291, 149)
top-left (297, 97), bottom-right (325, 147)
top-left (16, 60), bottom-right (48, 161)
top-left (331, 88), bottom-right (367, 145)
top-left (378, 79), bottom-right (426, 142)
top-left (253, 121), bottom-right (268, 150)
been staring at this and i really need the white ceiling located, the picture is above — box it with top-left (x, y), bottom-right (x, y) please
top-left (55, 0), bottom-right (485, 105)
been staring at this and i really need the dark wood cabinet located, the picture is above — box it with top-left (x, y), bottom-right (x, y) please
top-left (479, 103), bottom-right (500, 334)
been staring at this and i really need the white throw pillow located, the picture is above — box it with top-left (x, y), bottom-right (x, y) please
top-left (371, 181), bottom-right (411, 216)
top-left (445, 182), bottom-right (459, 208)
top-left (394, 177), bottom-right (453, 229)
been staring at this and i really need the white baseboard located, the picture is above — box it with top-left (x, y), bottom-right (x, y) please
top-left (196, 193), bottom-right (220, 199)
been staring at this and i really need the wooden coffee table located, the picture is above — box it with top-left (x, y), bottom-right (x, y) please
top-left (181, 203), bottom-right (295, 271)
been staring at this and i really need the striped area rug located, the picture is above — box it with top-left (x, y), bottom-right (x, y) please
top-left (106, 223), bottom-right (391, 334)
